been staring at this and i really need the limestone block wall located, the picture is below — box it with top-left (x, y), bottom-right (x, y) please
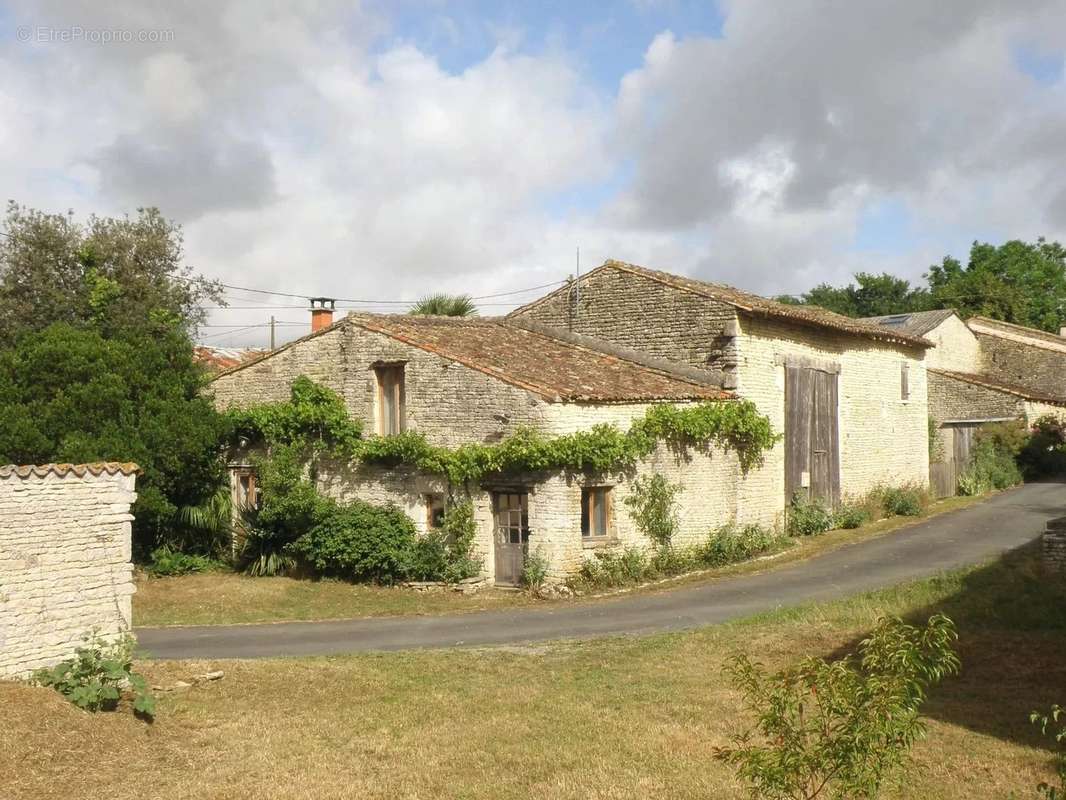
top-left (514, 269), bottom-right (741, 377)
top-left (1024, 401), bottom-right (1066, 424)
top-left (927, 372), bottom-right (1023, 425)
top-left (924, 315), bottom-right (981, 373)
top-left (210, 319), bottom-right (547, 447)
top-left (0, 464), bottom-right (137, 678)
top-left (735, 316), bottom-right (929, 510)
top-left (973, 329), bottom-right (1066, 398)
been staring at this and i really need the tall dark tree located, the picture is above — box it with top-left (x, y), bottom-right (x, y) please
top-left (927, 238), bottom-right (1066, 332)
top-left (0, 204), bottom-right (231, 557)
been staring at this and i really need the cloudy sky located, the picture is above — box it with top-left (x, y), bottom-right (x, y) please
top-left (2, 1), bottom-right (1065, 347)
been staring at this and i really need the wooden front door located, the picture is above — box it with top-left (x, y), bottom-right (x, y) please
top-left (493, 491), bottom-right (529, 587)
top-left (785, 365), bottom-right (841, 507)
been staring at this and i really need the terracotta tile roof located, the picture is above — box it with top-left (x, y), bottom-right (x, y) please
top-left (512, 260), bottom-right (932, 348)
top-left (967, 316), bottom-right (1066, 352)
top-left (214, 312), bottom-right (731, 403)
top-left (194, 345), bottom-right (269, 372)
top-left (859, 309), bottom-right (958, 337)
top-left (347, 314), bottom-right (731, 402)
top-left (928, 369), bottom-right (1066, 406)
top-left (0, 462), bottom-right (142, 479)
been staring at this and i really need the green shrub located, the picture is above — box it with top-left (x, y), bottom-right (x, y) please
top-left (571, 547), bottom-right (649, 591)
top-left (1020, 415), bottom-right (1066, 479)
top-left (787, 494), bottom-right (833, 536)
top-left (880, 484), bottom-right (929, 516)
top-left (33, 632), bottom-right (155, 719)
top-left (289, 500), bottom-right (417, 583)
top-left (833, 504), bottom-right (870, 530)
top-left (147, 546), bottom-right (226, 577)
top-left (624, 474), bottom-right (682, 550)
top-left (958, 434), bottom-right (1023, 496)
top-left (716, 614), bottom-right (959, 800)
top-left (521, 548), bottom-right (550, 594)
top-left (404, 529), bottom-right (481, 583)
top-left (698, 523), bottom-right (787, 566)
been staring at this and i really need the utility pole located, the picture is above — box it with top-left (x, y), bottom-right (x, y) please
top-left (270, 315), bottom-right (276, 350)
top-left (575, 246), bottom-right (581, 327)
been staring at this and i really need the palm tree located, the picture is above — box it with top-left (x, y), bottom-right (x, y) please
top-left (408, 293), bottom-right (478, 317)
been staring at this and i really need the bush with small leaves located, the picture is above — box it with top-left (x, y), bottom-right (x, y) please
top-left (33, 632), bottom-right (155, 720)
top-left (521, 548), bottom-right (550, 594)
top-left (833, 503), bottom-right (870, 530)
top-left (880, 484), bottom-right (929, 517)
top-left (716, 614), bottom-right (959, 800)
top-left (787, 494), bottom-right (833, 536)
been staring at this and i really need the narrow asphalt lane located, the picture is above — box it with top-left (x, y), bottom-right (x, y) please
top-left (136, 481), bottom-right (1064, 659)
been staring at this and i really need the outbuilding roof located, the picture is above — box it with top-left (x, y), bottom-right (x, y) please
top-left (928, 368), bottom-right (1066, 407)
top-left (966, 316), bottom-right (1066, 352)
top-left (859, 309), bottom-right (958, 337)
top-left (193, 345), bottom-right (269, 372)
top-left (512, 260), bottom-right (932, 348)
top-left (215, 313), bottom-right (732, 404)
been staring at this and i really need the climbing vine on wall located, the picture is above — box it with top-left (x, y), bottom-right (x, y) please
top-left (227, 376), bottom-right (780, 485)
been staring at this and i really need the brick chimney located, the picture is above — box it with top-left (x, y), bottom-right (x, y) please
top-left (309, 297), bottom-right (336, 332)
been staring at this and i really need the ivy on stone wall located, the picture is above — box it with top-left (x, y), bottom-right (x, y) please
top-left (227, 376), bottom-right (779, 485)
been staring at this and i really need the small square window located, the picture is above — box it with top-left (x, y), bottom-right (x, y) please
top-left (581, 487), bottom-right (612, 539)
top-left (425, 493), bottom-right (446, 529)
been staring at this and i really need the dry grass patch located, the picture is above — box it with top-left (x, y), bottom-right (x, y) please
top-left (134, 572), bottom-right (538, 626)
top-left (135, 493), bottom-right (989, 627)
top-left (9, 547), bottom-right (1066, 800)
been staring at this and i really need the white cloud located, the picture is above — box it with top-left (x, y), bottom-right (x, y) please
top-left (1, 0), bottom-right (1065, 347)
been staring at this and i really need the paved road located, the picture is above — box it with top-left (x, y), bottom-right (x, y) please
top-left (137, 482), bottom-right (1063, 660)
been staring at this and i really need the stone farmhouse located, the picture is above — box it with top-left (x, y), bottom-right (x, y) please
top-left (861, 309), bottom-right (1066, 476)
top-left (210, 311), bottom-right (767, 585)
top-left (511, 259), bottom-right (932, 514)
top-left (209, 259), bottom-right (938, 585)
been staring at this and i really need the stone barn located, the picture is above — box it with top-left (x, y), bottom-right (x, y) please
top-left (209, 312), bottom-right (773, 585)
top-left (511, 259), bottom-right (933, 511)
top-left (862, 309), bottom-right (1066, 478)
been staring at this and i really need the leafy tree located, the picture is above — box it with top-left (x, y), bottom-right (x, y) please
top-left (715, 614), bottom-right (959, 800)
top-left (408, 293), bottom-right (478, 317)
top-left (927, 238), bottom-right (1066, 332)
top-left (777, 272), bottom-right (930, 318)
top-left (0, 322), bottom-right (230, 557)
top-left (0, 202), bottom-right (222, 339)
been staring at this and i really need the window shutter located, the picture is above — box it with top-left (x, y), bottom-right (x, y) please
top-left (901, 362), bottom-right (910, 401)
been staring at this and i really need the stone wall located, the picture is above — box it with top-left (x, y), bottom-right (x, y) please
top-left (0, 464), bottom-right (137, 678)
top-left (515, 269), bottom-right (741, 381)
top-left (211, 318), bottom-right (547, 447)
top-left (735, 316), bottom-right (929, 509)
top-left (515, 270), bottom-right (930, 506)
top-left (927, 371), bottom-right (1023, 425)
top-left (924, 315), bottom-right (981, 372)
top-left (973, 328), bottom-right (1066, 398)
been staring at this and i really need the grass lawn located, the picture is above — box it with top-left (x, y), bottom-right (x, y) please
top-left (133, 493), bottom-right (987, 627)
top-left (6, 542), bottom-right (1064, 799)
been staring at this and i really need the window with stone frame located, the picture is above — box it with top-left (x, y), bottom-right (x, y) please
top-left (581, 486), bottom-right (613, 539)
top-left (375, 363), bottom-right (406, 435)
top-left (425, 493), bottom-right (446, 530)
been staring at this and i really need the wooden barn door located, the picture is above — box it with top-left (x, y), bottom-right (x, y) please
top-left (785, 365), bottom-right (841, 508)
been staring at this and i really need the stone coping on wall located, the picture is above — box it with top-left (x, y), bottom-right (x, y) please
top-left (0, 462), bottom-right (141, 479)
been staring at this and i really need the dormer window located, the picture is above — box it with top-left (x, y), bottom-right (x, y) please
top-left (375, 363), bottom-right (405, 435)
